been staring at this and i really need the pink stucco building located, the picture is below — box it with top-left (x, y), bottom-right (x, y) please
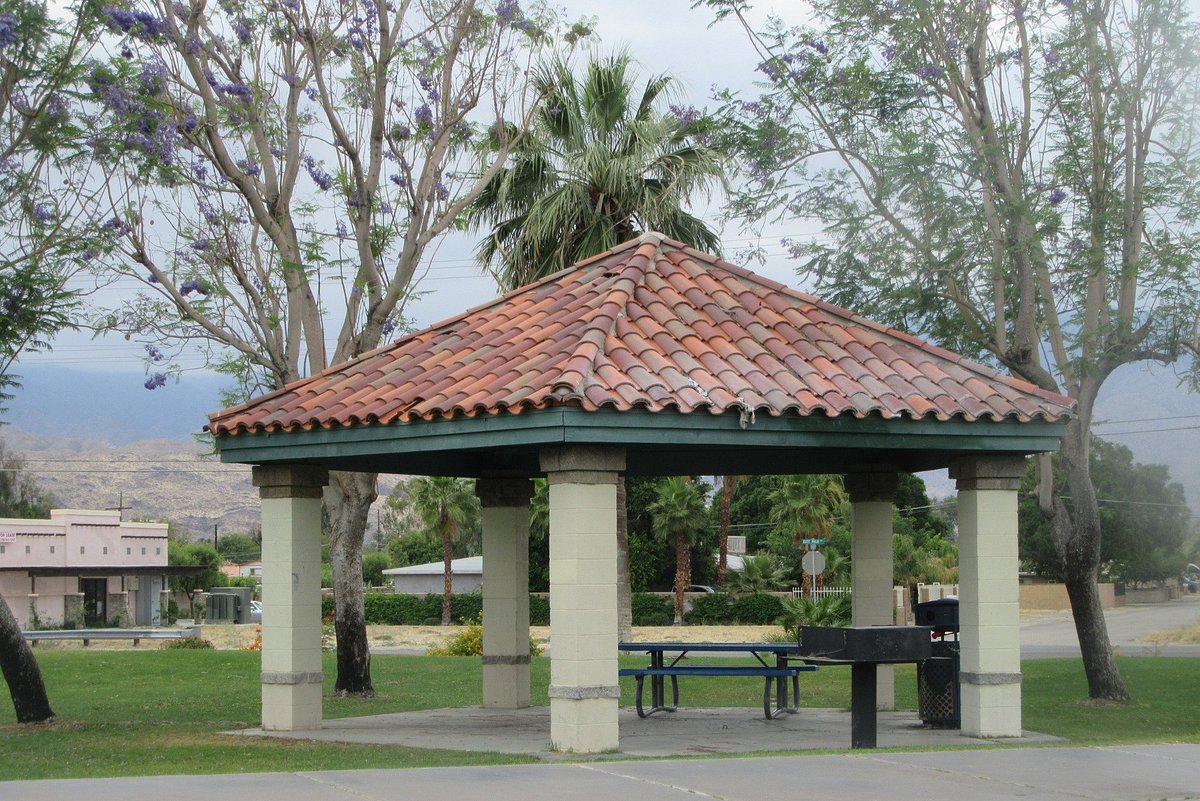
top-left (0, 509), bottom-right (170, 628)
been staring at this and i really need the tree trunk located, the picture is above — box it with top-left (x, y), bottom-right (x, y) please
top-left (1049, 420), bottom-right (1129, 701)
top-left (616, 476), bottom-right (632, 642)
top-left (325, 470), bottom-right (376, 697)
top-left (441, 528), bottom-right (453, 626)
top-left (673, 529), bottom-right (688, 625)
top-left (718, 476), bottom-right (733, 586)
top-left (0, 595), bottom-right (54, 723)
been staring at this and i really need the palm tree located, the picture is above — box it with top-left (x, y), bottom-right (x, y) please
top-left (729, 553), bottom-right (788, 595)
top-left (469, 51), bottom-right (725, 290)
top-left (410, 477), bottom-right (478, 626)
top-left (648, 477), bottom-right (709, 625)
top-left (716, 475), bottom-right (747, 586)
top-left (471, 53), bottom-right (725, 638)
top-left (768, 475), bottom-right (847, 543)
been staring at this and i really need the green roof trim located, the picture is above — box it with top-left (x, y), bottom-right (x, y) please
top-left (214, 407), bottom-right (1064, 476)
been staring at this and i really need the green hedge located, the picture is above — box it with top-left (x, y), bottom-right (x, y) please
top-left (320, 591), bottom-right (782, 626)
top-left (631, 592), bottom-right (673, 626)
top-left (322, 593), bottom-right (549, 626)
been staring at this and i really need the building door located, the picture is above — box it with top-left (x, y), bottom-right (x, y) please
top-left (81, 578), bottom-right (107, 626)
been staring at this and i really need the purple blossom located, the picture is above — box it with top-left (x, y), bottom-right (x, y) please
top-left (145, 273), bottom-right (159, 283)
top-left (303, 154), bottom-right (334, 191)
top-left (882, 44), bottom-right (899, 62)
top-left (496, 0), bottom-right (520, 26)
top-left (414, 104), bottom-right (433, 126)
top-left (304, 86), bottom-right (319, 101)
top-left (381, 319), bottom-right (397, 338)
top-left (393, 124), bottom-right (411, 140)
top-left (379, 202), bottom-right (392, 214)
top-left (103, 6), bottom-right (166, 41)
top-left (916, 64), bottom-right (941, 81)
top-left (805, 38), bottom-right (828, 55)
top-left (1043, 47), bottom-right (1060, 67)
top-left (217, 81), bottom-right (253, 105)
top-left (179, 277), bottom-right (210, 296)
top-left (756, 60), bottom-right (784, 84)
top-left (669, 104), bottom-right (699, 127)
top-left (199, 202), bottom-right (219, 223)
top-left (0, 15), bottom-right (17, 49)
top-left (234, 19), bottom-right (252, 43)
top-left (190, 238), bottom-right (210, 251)
top-left (144, 344), bottom-right (165, 362)
top-left (31, 203), bottom-right (54, 224)
top-left (336, 219), bottom-right (348, 239)
top-left (1048, 187), bottom-right (1067, 206)
top-left (144, 372), bottom-right (167, 390)
top-left (434, 180), bottom-right (449, 201)
top-left (389, 173), bottom-right (407, 187)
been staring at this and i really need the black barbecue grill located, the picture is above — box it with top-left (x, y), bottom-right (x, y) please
top-left (796, 625), bottom-right (932, 748)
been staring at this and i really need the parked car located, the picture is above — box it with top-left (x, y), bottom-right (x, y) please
top-left (688, 584), bottom-right (716, 594)
top-left (250, 600), bottom-right (262, 623)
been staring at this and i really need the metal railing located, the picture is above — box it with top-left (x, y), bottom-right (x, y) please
top-left (23, 626), bottom-right (200, 646)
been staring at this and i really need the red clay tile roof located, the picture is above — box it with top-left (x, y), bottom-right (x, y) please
top-left (207, 233), bottom-right (1074, 436)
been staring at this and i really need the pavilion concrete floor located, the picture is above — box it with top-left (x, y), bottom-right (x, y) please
top-left (230, 706), bottom-right (1062, 758)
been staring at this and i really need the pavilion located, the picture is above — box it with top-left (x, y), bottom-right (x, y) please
top-left (207, 233), bottom-right (1072, 753)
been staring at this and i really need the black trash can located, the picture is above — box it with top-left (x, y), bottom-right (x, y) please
top-left (914, 598), bottom-right (960, 728)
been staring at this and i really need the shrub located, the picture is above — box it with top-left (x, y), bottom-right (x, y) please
top-left (425, 614), bottom-right (543, 657)
top-left (530, 594), bottom-right (550, 626)
top-left (166, 599), bottom-right (179, 625)
top-left (777, 594), bottom-right (852, 636)
top-left (631, 593), bottom-right (673, 626)
top-left (729, 593), bottom-right (785, 625)
top-left (165, 637), bottom-right (214, 649)
top-left (686, 592), bottom-right (734, 624)
top-left (321, 595), bottom-right (336, 618)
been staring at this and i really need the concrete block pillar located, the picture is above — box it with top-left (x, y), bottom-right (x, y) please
top-left (476, 477), bottom-right (534, 709)
top-left (253, 464), bottom-right (329, 732)
top-left (845, 467), bottom-right (899, 710)
top-left (540, 445), bottom-right (625, 753)
top-left (107, 592), bottom-right (131, 627)
top-left (950, 454), bottom-right (1026, 738)
top-left (63, 593), bottom-right (84, 629)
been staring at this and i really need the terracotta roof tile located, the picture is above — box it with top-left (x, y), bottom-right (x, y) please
top-left (208, 233), bottom-right (1075, 435)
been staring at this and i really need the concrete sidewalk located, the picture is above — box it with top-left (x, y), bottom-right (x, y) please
top-left (6, 744), bottom-right (1199, 801)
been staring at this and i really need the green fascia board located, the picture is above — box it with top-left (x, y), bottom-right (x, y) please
top-left (214, 406), bottom-right (1065, 466)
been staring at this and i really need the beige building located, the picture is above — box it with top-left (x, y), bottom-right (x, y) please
top-left (0, 509), bottom-right (170, 628)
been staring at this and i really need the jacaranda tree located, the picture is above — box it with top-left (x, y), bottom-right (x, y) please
top-left (0, 0), bottom-right (113, 726)
top-left (703, 0), bottom-right (1200, 701)
top-left (87, 0), bottom-right (583, 695)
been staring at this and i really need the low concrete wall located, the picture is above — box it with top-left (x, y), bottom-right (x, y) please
top-left (1123, 586), bottom-right (1171, 605)
top-left (1019, 582), bottom-right (1116, 611)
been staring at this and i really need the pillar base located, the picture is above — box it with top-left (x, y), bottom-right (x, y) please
top-left (262, 681), bottom-right (323, 731)
top-left (961, 680), bottom-right (1022, 738)
top-left (550, 696), bottom-right (618, 753)
top-left (483, 660), bottom-right (531, 709)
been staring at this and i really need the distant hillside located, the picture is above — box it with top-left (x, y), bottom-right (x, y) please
top-left (4, 429), bottom-right (260, 537)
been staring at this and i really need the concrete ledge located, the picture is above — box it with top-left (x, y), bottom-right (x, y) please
top-left (483, 654), bottom-right (532, 666)
top-left (961, 671), bottom-right (1022, 686)
top-left (547, 684), bottom-right (621, 700)
top-left (261, 671), bottom-right (325, 685)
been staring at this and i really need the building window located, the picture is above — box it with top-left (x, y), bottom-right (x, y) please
top-left (155, 547), bottom-right (160, 555)
top-left (141, 547), bottom-right (146, 555)
top-left (80, 546), bottom-right (85, 555)
top-left (49, 545), bottom-right (55, 554)
top-left (103, 546), bottom-right (108, 555)
top-left (25, 545), bottom-right (30, 554)
top-left (126, 547), bottom-right (131, 555)
top-left (0, 545), bottom-right (5, 554)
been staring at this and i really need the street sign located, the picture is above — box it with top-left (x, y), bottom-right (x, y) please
top-left (801, 549), bottom-right (826, 576)
top-left (799, 538), bottom-right (826, 546)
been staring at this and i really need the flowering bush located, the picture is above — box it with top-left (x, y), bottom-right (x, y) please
top-left (425, 614), bottom-right (543, 657)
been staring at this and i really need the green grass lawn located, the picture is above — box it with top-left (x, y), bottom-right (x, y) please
top-left (1, 651), bottom-right (1197, 781)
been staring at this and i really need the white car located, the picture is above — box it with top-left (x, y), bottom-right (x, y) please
top-left (250, 600), bottom-right (262, 623)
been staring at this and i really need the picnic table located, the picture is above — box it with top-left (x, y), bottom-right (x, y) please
top-left (618, 641), bottom-right (819, 719)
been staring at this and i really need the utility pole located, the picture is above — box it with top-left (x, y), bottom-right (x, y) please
top-left (213, 523), bottom-right (219, 550)
top-left (106, 492), bottom-right (132, 521)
